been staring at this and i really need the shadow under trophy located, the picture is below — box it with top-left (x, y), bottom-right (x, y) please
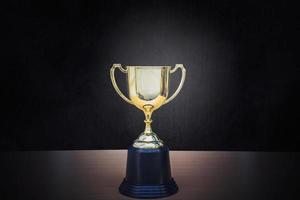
top-left (110, 64), bottom-right (186, 198)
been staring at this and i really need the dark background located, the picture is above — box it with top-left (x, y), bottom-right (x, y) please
top-left (2, 0), bottom-right (299, 150)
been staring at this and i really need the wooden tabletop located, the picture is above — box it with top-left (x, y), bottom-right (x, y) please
top-left (1, 150), bottom-right (299, 200)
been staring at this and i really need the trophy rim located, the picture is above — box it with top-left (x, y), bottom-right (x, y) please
top-left (126, 66), bottom-right (171, 68)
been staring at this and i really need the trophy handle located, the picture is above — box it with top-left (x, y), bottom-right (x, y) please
top-left (164, 64), bottom-right (186, 105)
top-left (110, 64), bottom-right (133, 105)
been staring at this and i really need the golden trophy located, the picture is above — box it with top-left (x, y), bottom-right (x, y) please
top-left (110, 64), bottom-right (186, 198)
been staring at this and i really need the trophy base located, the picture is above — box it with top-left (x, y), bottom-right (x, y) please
top-left (119, 146), bottom-right (178, 198)
top-left (119, 178), bottom-right (178, 199)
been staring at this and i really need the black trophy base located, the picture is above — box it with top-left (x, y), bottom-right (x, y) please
top-left (119, 146), bottom-right (178, 199)
top-left (119, 178), bottom-right (178, 199)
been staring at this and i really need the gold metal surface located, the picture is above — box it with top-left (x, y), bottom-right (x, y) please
top-left (110, 64), bottom-right (186, 149)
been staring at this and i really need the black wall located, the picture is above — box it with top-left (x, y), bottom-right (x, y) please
top-left (2, 0), bottom-right (299, 150)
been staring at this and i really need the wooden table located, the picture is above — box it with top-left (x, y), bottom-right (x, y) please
top-left (1, 150), bottom-right (299, 200)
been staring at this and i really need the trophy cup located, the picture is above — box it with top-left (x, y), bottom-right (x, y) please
top-left (110, 64), bottom-right (186, 198)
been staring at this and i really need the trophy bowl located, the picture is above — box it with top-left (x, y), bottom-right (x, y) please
top-left (110, 64), bottom-right (186, 198)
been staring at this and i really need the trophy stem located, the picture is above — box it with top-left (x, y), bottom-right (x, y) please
top-left (144, 111), bottom-right (153, 135)
top-left (132, 105), bottom-right (163, 149)
top-left (143, 104), bottom-right (153, 135)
